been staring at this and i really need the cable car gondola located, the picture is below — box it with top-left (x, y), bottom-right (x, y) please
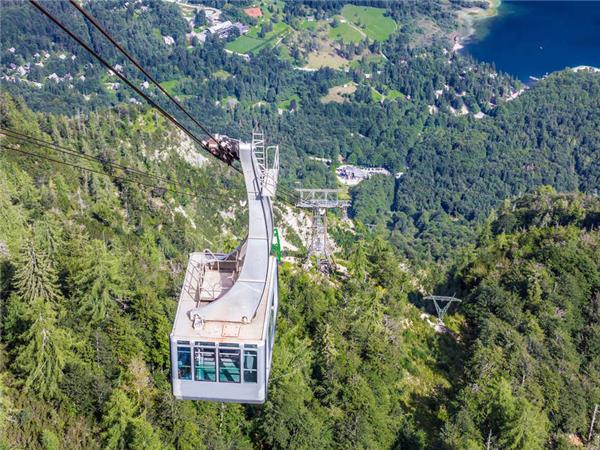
top-left (170, 132), bottom-right (279, 403)
top-left (26, 0), bottom-right (283, 405)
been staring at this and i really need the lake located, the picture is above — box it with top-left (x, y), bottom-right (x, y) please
top-left (463, 1), bottom-right (600, 81)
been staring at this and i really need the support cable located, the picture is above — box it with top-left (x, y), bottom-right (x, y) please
top-left (0, 131), bottom-right (239, 202)
top-left (28, 0), bottom-right (241, 172)
top-left (66, 0), bottom-right (235, 163)
top-left (0, 143), bottom-right (204, 199)
top-left (0, 128), bottom-right (190, 189)
top-left (1, 140), bottom-right (301, 222)
top-left (1, 128), bottom-right (299, 209)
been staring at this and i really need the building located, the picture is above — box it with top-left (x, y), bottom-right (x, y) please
top-left (235, 23), bottom-right (250, 34)
top-left (336, 164), bottom-right (391, 186)
top-left (206, 21), bottom-right (248, 39)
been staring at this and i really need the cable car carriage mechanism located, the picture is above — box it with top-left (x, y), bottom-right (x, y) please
top-left (170, 132), bottom-right (280, 404)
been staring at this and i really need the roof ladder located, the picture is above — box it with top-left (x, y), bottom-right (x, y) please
top-left (252, 130), bottom-right (279, 197)
top-left (252, 130), bottom-right (265, 175)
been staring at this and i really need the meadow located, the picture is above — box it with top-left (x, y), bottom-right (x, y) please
top-left (328, 21), bottom-right (363, 43)
top-left (226, 22), bottom-right (289, 54)
top-left (340, 5), bottom-right (397, 41)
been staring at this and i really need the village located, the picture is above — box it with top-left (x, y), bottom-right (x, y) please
top-left (166, 0), bottom-right (262, 49)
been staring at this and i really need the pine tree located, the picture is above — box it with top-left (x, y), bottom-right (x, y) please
top-left (126, 415), bottom-right (163, 450)
top-left (101, 389), bottom-right (136, 450)
top-left (73, 240), bottom-right (126, 324)
top-left (33, 214), bottom-right (64, 260)
top-left (13, 297), bottom-right (73, 400)
top-left (194, 10), bottom-right (206, 27)
top-left (486, 378), bottom-right (550, 450)
top-left (174, 420), bottom-right (206, 450)
top-left (14, 239), bottom-right (61, 305)
top-left (348, 240), bottom-right (369, 283)
top-left (101, 388), bottom-right (163, 450)
top-left (499, 396), bottom-right (549, 450)
top-left (40, 430), bottom-right (61, 450)
top-left (0, 373), bottom-right (14, 447)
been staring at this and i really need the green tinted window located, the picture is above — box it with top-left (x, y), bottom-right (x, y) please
top-left (194, 346), bottom-right (216, 382)
top-left (218, 348), bottom-right (241, 383)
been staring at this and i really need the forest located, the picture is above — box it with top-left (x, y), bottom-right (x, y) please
top-left (1, 95), bottom-right (598, 448)
top-left (1, 0), bottom-right (599, 449)
top-left (2, 0), bottom-right (598, 261)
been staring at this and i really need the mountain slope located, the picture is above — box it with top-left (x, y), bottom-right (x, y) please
top-left (2, 1), bottom-right (599, 260)
top-left (443, 188), bottom-right (600, 449)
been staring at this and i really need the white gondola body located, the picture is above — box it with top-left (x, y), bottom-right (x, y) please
top-left (170, 139), bottom-right (279, 403)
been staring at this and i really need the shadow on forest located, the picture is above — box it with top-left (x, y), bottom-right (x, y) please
top-left (401, 288), bottom-right (470, 449)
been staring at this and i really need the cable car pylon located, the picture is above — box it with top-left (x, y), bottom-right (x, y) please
top-left (295, 189), bottom-right (349, 275)
top-left (423, 295), bottom-right (462, 325)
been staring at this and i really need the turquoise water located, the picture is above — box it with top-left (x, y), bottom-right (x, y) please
top-left (463, 1), bottom-right (600, 81)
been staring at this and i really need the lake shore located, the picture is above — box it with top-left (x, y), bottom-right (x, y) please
top-left (452, 0), bottom-right (501, 52)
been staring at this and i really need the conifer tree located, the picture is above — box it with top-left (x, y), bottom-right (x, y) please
top-left (14, 239), bottom-right (61, 305)
top-left (101, 388), bottom-right (163, 450)
top-left (73, 240), bottom-right (126, 324)
top-left (126, 415), bottom-right (163, 450)
top-left (0, 373), bottom-right (14, 446)
top-left (499, 396), bottom-right (549, 450)
top-left (349, 240), bottom-right (369, 283)
top-left (33, 214), bottom-right (64, 260)
top-left (13, 297), bottom-right (73, 400)
top-left (101, 389), bottom-right (136, 450)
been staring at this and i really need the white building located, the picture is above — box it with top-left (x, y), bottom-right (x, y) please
top-left (336, 164), bottom-right (392, 186)
top-left (208, 20), bottom-right (232, 36)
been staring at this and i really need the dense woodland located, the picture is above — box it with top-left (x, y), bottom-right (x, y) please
top-left (3, 0), bottom-right (598, 260)
top-left (1, 1), bottom-right (599, 449)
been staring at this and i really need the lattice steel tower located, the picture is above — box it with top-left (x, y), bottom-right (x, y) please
top-left (296, 189), bottom-right (350, 274)
top-left (423, 295), bottom-right (462, 324)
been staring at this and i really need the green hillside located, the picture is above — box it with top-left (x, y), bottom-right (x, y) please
top-left (1, 1), bottom-right (599, 448)
top-left (2, 105), bottom-right (598, 447)
top-left (0, 95), bottom-right (456, 449)
top-left (444, 189), bottom-right (600, 449)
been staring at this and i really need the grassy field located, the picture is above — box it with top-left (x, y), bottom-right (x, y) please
top-left (278, 94), bottom-right (300, 110)
top-left (160, 79), bottom-right (179, 95)
top-left (298, 19), bottom-right (317, 31)
top-left (226, 36), bottom-right (263, 54)
top-left (329, 21), bottom-right (363, 43)
top-left (306, 48), bottom-right (347, 69)
top-left (371, 87), bottom-right (383, 102)
top-left (226, 22), bottom-right (289, 55)
top-left (246, 21), bottom-right (288, 38)
top-left (349, 53), bottom-right (386, 69)
top-left (212, 69), bottom-right (231, 80)
top-left (278, 45), bottom-right (293, 61)
top-left (341, 5), bottom-right (397, 41)
top-left (385, 89), bottom-right (404, 101)
top-left (321, 83), bottom-right (357, 104)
